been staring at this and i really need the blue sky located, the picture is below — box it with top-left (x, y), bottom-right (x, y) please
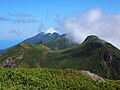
top-left (0, 0), bottom-right (120, 49)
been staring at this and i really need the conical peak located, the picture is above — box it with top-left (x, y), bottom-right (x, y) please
top-left (84, 35), bottom-right (99, 42)
top-left (83, 35), bottom-right (106, 45)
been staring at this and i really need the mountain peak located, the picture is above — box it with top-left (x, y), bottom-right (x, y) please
top-left (53, 32), bottom-right (60, 36)
top-left (84, 35), bottom-right (98, 42)
top-left (84, 35), bottom-right (106, 45)
top-left (40, 32), bottom-right (45, 34)
top-left (37, 32), bottom-right (45, 37)
top-left (23, 32), bottom-right (60, 45)
top-left (46, 33), bottom-right (52, 36)
top-left (53, 32), bottom-right (58, 34)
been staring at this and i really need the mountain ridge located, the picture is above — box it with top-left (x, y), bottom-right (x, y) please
top-left (0, 35), bottom-right (120, 80)
top-left (0, 32), bottom-right (76, 55)
top-left (23, 32), bottom-right (60, 45)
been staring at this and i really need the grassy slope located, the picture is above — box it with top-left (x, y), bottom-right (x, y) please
top-left (42, 36), bottom-right (120, 79)
top-left (0, 68), bottom-right (120, 90)
top-left (0, 43), bottom-right (50, 68)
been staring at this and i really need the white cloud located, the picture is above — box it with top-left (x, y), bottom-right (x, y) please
top-left (45, 27), bottom-right (57, 33)
top-left (87, 8), bottom-right (102, 22)
top-left (58, 8), bottom-right (120, 49)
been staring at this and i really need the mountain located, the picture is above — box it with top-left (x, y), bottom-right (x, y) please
top-left (23, 32), bottom-right (60, 45)
top-left (0, 32), bottom-right (59, 56)
top-left (42, 35), bottom-right (120, 79)
top-left (0, 42), bottom-right (50, 68)
top-left (0, 35), bottom-right (120, 80)
top-left (23, 32), bottom-right (76, 50)
top-left (0, 32), bottom-right (76, 56)
top-left (48, 34), bottom-right (78, 50)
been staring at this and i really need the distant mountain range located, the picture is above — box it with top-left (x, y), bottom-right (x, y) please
top-left (23, 32), bottom-right (60, 45)
top-left (23, 32), bottom-right (77, 50)
top-left (0, 34), bottom-right (120, 80)
top-left (0, 32), bottom-right (76, 56)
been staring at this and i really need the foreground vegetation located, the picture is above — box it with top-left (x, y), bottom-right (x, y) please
top-left (0, 68), bottom-right (120, 90)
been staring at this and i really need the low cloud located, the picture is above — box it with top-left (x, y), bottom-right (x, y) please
top-left (45, 27), bottom-right (57, 34)
top-left (58, 8), bottom-right (120, 49)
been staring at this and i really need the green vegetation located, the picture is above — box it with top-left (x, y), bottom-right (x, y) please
top-left (0, 68), bottom-right (120, 90)
top-left (0, 43), bottom-right (50, 68)
top-left (48, 34), bottom-right (77, 50)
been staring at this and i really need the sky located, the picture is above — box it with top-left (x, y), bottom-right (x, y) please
top-left (0, 0), bottom-right (120, 49)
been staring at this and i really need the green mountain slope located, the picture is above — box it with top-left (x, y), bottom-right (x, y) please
top-left (0, 43), bottom-right (50, 68)
top-left (48, 34), bottom-right (77, 50)
top-left (0, 68), bottom-right (120, 90)
top-left (42, 35), bottom-right (120, 79)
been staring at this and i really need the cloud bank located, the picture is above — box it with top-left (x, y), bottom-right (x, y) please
top-left (58, 8), bottom-right (120, 48)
